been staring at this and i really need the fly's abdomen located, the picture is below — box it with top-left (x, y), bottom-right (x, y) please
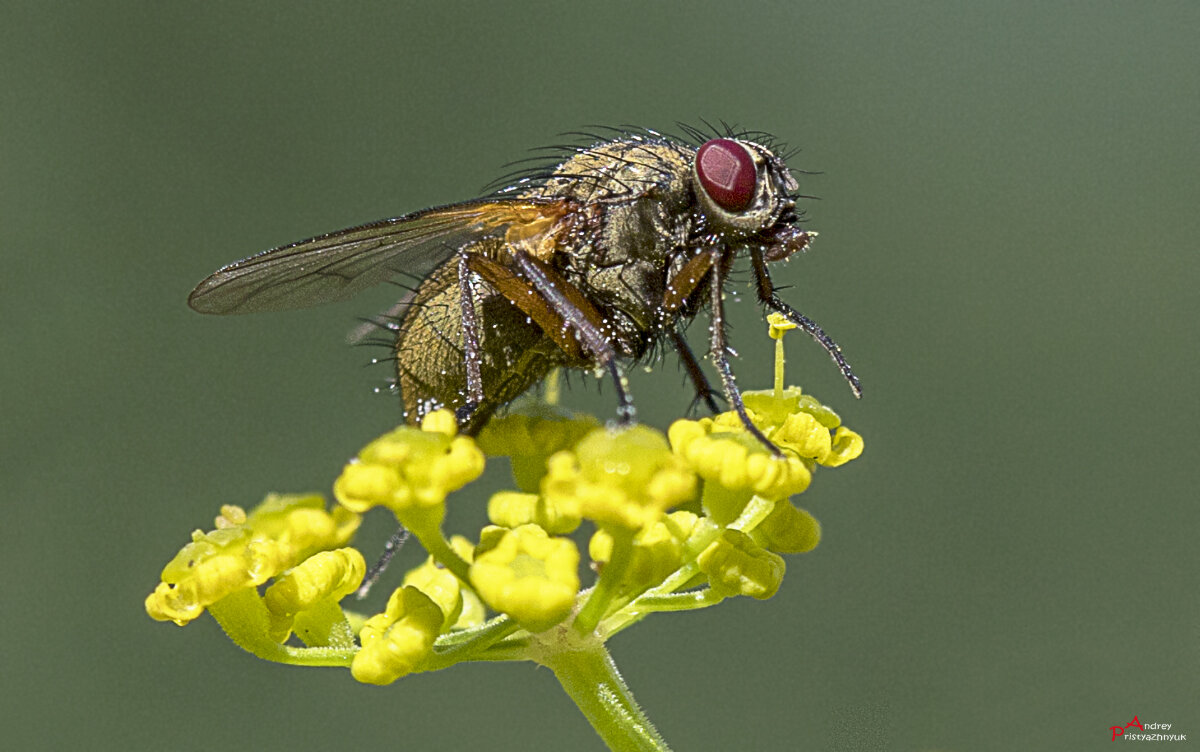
top-left (394, 247), bottom-right (565, 432)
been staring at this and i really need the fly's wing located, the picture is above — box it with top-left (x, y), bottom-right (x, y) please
top-left (187, 199), bottom-right (569, 315)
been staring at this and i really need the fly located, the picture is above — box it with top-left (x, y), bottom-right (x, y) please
top-left (188, 124), bottom-right (861, 455)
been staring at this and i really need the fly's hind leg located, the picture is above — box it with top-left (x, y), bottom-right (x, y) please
top-left (667, 328), bottom-right (721, 414)
top-left (467, 250), bottom-right (636, 426)
top-left (454, 252), bottom-right (487, 428)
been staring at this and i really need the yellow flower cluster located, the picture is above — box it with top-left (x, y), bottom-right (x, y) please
top-left (145, 494), bottom-right (360, 626)
top-left (487, 490), bottom-right (580, 535)
top-left (755, 501), bottom-right (821, 555)
top-left (697, 529), bottom-right (785, 600)
top-left (742, 389), bottom-right (863, 468)
top-left (400, 556), bottom-right (466, 632)
top-left (353, 585), bottom-right (445, 685)
top-left (476, 403), bottom-right (600, 492)
top-left (542, 425), bottom-right (696, 532)
top-left (146, 318), bottom-right (866, 700)
top-left (671, 418), bottom-right (813, 500)
top-left (334, 411), bottom-right (485, 533)
top-left (589, 511), bottom-right (704, 592)
top-left (469, 524), bottom-right (581, 632)
top-left (264, 548), bottom-right (366, 643)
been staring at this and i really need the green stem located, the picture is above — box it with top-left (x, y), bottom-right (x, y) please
top-left (291, 599), bottom-right (356, 649)
top-left (573, 529), bottom-right (635, 636)
top-left (540, 640), bottom-right (672, 752)
top-left (628, 589), bottom-right (724, 613)
top-left (425, 615), bottom-right (523, 669)
top-left (774, 334), bottom-right (785, 399)
top-left (208, 590), bottom-right (355, 667)
top-left (434, 613), bottom-right (517, 648)
top-left (416, 527), bottom-right (473, 584)
top-left (601, 495), bottom-right (777, 637)
top-left (466, 638), bottom-right (535, 662)
top-left (729, 494), bottom-right (777, 533)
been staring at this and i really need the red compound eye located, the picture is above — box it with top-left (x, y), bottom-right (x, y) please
top-left (695, 138), bottom-right (757, 212)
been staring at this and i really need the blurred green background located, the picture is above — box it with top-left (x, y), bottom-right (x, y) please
top-left (3, 2), bottom-right (1196, 750)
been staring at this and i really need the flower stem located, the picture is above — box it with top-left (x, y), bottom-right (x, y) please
top-left (573, 529), bottom-right (634, 636)
top-left (774, 334), bottom-right (785, 399)
top-left (208, 590), bottom-right (355, 667)
top-left (416, 527), bottom-right (472, 584)
top-left (729, 494), bottom-right (777, 533)
top-left (540, 641), bottom-right (672, 752)
top-left (425, 615), bottom-right (522, 668)
top-left (629, 589), bottom-right (724, 612)
top-left (600, 495), bottom-right (778, 638)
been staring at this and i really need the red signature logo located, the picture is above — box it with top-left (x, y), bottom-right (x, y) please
top-left (1111, 716), bottom-right (1143, 741)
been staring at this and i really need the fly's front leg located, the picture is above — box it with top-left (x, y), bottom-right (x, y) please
top-left (661, 250), bottom-right (721, 414)
top-left (750, 249), bottom-right (862, 398)
top-left (709, 253), bottom-right (782, 457)
top-left (660, 249), bottom-right (716, 314)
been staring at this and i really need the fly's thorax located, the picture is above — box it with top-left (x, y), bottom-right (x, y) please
top-left (526, 139), bottom-right (694, 205)
top-left (567, 186), bottom-right (698, 348)
top-left (504, 139), bottom-right (698, 355)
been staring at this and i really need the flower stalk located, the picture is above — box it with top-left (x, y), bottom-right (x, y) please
top-left (539, 637), bottom-right (672, 752)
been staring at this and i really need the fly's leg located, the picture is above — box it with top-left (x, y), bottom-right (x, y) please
top-left (510, 250), bottom-right (635, 426)
top-left (667, 328), bottom-right (721, 414)
top-left (749, 249), bottom-right (862, 398)
top-left (661, 250), bottom-right (719, 313)
top-left (364, 255), bottom-right (481, 594)
top-left (454, 253), bottom-right (486, 427)
top-left (660, 250), bottom-right (723, 414)
top-left (355, 526), bottom-right (410, 600)
top-left (467, 251), bottom-right (635, 426)
top-left (708, 252), bottom-right (782, 457)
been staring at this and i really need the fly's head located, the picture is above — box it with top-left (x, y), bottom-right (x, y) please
top-left (691, 138), bottom-right (811, 262)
